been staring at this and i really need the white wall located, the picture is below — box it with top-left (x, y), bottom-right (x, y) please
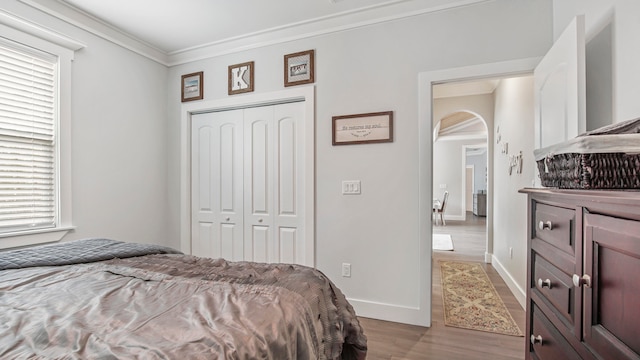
top-left (2, 1), bottom-right (171, 246)
top-left (492, 76), bottom-right (535, 306)
top-left (167, 0), bottom-right (552, 324)
top-left (553, 0), bottom-right (640, 124)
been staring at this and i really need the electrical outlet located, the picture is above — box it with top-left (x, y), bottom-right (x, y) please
top-left (342, 263), bottom-right (351, 277)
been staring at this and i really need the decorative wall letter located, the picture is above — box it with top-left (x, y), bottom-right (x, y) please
top-left (228, 61), bottom-right (254, 95)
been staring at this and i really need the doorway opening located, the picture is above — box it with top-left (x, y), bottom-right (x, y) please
top-left (431, 83), bottom-right (492, 262)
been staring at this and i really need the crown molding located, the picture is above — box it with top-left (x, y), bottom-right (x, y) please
top-left (0, 7), bottom-right (85, 51)
top-left (18, 0), bottom-right (169, 64)
top-left (18, 0), bottom-right (491, 67)
top-left (167, 0), bottom-right (491, 66)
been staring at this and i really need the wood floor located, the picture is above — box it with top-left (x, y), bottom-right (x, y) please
top-left (359, 213), bottom-right (526, 360)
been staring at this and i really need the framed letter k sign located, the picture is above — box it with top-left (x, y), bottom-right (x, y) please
top-left (228, 61), bottom-right (254, 95)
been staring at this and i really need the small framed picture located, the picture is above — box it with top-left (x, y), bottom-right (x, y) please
top-left (181, 71), bottom-right (203, 102)
top-left (284, 50), bottom-right (315, 87)
top-left (228, 61), bottom-right (254, 95)
top-left (332, 111), bottom-right (394, 145)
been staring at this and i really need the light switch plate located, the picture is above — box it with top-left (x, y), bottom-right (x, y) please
top-left (342, 180), bottom-right (361, 195)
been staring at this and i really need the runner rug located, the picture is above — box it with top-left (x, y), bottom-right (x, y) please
top-left (440, 260), bottom-right (523, 336)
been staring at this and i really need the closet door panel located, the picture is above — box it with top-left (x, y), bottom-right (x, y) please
top-left (191, 111), bottom-right (244, 260)
top-left (274, 102), bottom-right (305, 264)
top-left (244, 106), bottom-right (275, 262)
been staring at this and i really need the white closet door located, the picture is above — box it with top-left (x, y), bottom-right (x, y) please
top-left (192, 101), bottom-right (307, 265)
top-left (273, 102), bottom-right (306, 264)
top-left (244, 102), bottom-right (305, 264)
top-left (244, 106), bottom-right (274, 263)
top-left (191, 110), bottom-right (244, 260)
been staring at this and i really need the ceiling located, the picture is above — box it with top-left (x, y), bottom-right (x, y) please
top-left (58, 0), bottom-right (400, 54)
top-left (17, 0), bottom-right (491, 65)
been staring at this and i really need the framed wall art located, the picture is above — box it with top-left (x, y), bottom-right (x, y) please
top-left (284, 50), bottom-right (315, 87)
top-left (181, 71), bottom-right (203, 102)
top-left (228, 61), bottom-right (254, 95)
top-left (332, 111), bottom-right (393, 145)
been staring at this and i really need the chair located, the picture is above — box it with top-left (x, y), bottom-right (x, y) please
top-left (433, 191), bottom-right (449, 226)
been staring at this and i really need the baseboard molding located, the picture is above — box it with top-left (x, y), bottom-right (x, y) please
top-left (490, 255), bottom-right (526, 309)
top-left (347, 298), bottom-right (429, 327)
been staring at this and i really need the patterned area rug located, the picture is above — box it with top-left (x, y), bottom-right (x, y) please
top-left (440, 261), bottom-right (523, 337)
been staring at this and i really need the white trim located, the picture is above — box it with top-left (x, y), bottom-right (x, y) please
top-left (17, 0), bottom-right (167, 64)
top-left (168, 0), bottom-right (491, 66)
top-left (491, 254), bottom-right (526, 309)
top-left (0, 227), bottom-right (74, 250)
top-left (180, 86), bottom-right (315, 266)
top-left (347, 298), bottom-right (423, 326)
top-left (419, 57), bottom-right (540, 327)
top-left (436, 132), bottom-right (488, 141)
top-left (18, 0), bottom-right (491, 66)
top-left (0, 8), bottom-right (85, 51)
top-left (438, 116), bottom-right (482, 135)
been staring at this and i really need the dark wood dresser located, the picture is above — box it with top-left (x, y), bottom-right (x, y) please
top-left (520, 188), bottom-right (640, 360)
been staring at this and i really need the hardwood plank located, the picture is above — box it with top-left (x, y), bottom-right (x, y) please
top-left (359, 213), bottom-right (525, 360)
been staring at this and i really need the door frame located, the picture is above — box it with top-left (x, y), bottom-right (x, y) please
top-left (465, 164), bottom-right (474, 213)
top-left (180, 86), bottom-right (315, 265)
top-left (418, 58), bottom-right (539, 326)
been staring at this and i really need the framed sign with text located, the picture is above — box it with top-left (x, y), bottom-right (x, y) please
top-left (284, 49), bottom-right (315, 87)
top-left (332, 111), bottom-right (393, 145)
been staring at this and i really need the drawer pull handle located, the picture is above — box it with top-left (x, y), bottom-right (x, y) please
top-left (572, 274), bottom-right (591, 288)
top-left (538, 220), bottom-right (553, 230)
top-left (530, 334), bottom-right (543, 346)
top-left (537, 278), bottom-right (552, 289)
top-left (258, 219), bottom-right (263, 223)
top-left (225, 217), bottom-right (230, 221)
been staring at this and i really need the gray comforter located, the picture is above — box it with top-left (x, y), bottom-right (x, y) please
top-left (0, 239), bottom-right (367, 359)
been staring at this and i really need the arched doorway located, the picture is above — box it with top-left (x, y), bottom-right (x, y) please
top-left (432, 109), bottom-right (488, 261)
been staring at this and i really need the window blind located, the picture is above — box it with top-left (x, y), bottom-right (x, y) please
top-left (0, 43), bottom-right (57, 233)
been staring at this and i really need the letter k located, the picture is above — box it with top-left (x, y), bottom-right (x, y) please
top-left (231, 66), bottom-right (249, 90)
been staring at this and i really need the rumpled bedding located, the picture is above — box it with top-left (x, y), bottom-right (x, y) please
top-left (0, 239), bottom-right (367, 359)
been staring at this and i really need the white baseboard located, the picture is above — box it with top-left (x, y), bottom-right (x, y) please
top-left (347, 299), bottom-right (429, 327)
top-left (490, 255), bottom-right (526, 309)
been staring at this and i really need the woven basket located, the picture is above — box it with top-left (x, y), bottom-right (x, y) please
top-left (537, 152), bottom-right (640, 189)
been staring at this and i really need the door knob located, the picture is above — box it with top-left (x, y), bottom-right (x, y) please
top-left (572, 274), bottom-right (591, 288)
top-left (225, 217), bottom-right (230, 221)
top-left (258, 219), bottom-right (263, 223)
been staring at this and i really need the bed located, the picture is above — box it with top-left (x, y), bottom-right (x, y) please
top-left (0, 238), bottom-right (367, 359)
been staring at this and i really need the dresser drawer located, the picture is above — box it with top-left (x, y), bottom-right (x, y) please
top-left (534, 202), bottom-right (575, 255)
top-left (530, 303), bottom-right (581, 360)
top-left (532, 253), bottom-right (576, 327)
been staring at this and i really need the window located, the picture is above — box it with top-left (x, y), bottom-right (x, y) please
top-left (0, 15), bottom-right (82, 248)
top-left (0, 42), bottom-right (57, 234)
